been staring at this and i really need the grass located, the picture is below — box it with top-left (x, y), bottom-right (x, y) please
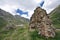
top-left (0, 23), bottom-right (60, 40)
top-left (29, 30), bottom-right (60, 40)
top-left (0, 17), bottom-right (7, 30)
top-left (0, 29), bottom-right (14, 40)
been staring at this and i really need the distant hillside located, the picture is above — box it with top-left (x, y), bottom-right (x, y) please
top-left (49, 5), bottom-right (60, 28)
top-left (0, 9), bottom-right (29, 40)
top-left (14, 15), bottom-right (29, 24)
top-left (0, 9), bottom-right (14, 31)
top-left (0, 9), bottom-right (29, 23)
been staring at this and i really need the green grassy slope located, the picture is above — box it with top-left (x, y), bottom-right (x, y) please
top-left (0, 9), bottom-right (29, 40)
top-left (0, 24), bottom-right (60, 40)
top-left (49, 5), bottom-right (60, 28)
top-left (0, 17), bottom-right (7, 30)
top-left (0, 24), bottom-right (29, 40)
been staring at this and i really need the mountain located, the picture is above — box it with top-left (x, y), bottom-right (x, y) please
top-left (0, 9), bottom-right (15, 30)
top-left (0, 9), bottom-right (30, 40)
top-left (14, 15), bottom-right (29, 24)
top-left (49, 5), bottom-right (60, 28)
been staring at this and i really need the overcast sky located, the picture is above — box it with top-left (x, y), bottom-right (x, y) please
top-left (0, 0), bottom-right (60, 19)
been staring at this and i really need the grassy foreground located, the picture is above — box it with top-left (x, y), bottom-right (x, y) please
top-left (0, 24), bottom-right (60, 40)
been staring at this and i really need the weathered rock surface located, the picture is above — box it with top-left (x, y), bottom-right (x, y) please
top-left (29, 7), bottom-right (55, 38)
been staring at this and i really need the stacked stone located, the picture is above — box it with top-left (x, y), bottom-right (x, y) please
top-left (29, 7), bottom-right (55, 38)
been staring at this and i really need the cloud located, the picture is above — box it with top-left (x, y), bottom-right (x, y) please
top-left (42, 0), bottom-right (60, 13)
top-left (0, 0), bottom-right (41, 19)
top-left (0, 0), bottom-right (60, 19)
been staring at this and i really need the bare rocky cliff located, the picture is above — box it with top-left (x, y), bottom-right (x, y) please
top-left (29, 7), bottom-right (55, 38)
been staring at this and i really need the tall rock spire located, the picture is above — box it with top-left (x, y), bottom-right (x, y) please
top-left (29, 7), bottom-right (55, 38)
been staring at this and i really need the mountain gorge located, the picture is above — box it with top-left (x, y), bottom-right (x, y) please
top-left (0, 5), bottom-right (60, 40)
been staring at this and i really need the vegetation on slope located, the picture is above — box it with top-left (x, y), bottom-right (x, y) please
top-left (49, 5), bottom-right (60, 28)
top-left (0, 9), bottom-right (29, 40)
top-left (0, 23), bottom-right (60, 40)
top-left (0, 17), bottom-right (7, 30)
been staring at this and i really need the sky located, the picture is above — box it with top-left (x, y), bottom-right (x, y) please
top-left (0, 0), bottom-right (60, 19)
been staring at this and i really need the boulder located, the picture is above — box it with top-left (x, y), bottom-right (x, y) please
top-left (29, 7), bottom-right (55, 38)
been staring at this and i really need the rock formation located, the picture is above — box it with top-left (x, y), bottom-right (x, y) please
top-left (29, 7), bottom-right (55, 38)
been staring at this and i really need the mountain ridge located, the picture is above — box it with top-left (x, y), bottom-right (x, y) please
top-left (49, 5), bottom-right (60, 28)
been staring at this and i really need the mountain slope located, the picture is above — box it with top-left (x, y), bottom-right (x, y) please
top-left (14, 15), bottom-right (29, 24)
top-left (49, 5), bottom-right (60, 28)
top-left (0, 9), bottom-right (29, 40)
top-left (0, 9), bottom-right (14, 31)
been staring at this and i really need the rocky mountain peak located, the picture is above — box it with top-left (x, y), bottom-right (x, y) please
top-left (29, 7), bottom-right (55, 38)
